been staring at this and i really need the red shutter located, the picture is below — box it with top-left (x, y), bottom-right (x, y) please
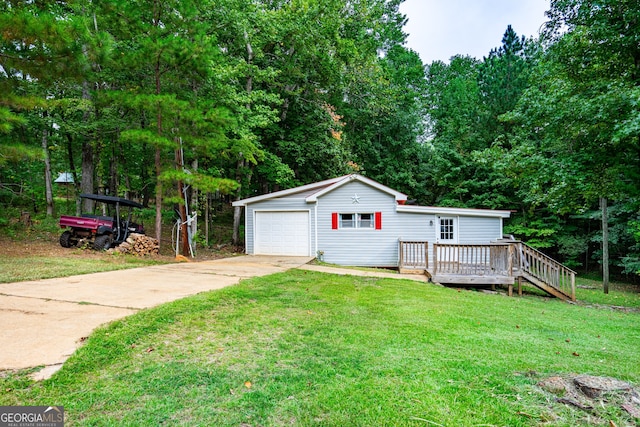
top-left (332, 212), bottom-right (338, 229)
top-left (375, 212), bottom-right (382, 229)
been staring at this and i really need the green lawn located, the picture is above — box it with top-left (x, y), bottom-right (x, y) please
top-left (1, 270), bottom-right (639, 426)
top-left (0, 253), bottom-right (169, 283)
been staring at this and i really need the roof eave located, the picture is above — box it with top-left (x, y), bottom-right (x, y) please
top-left (397, 205), bottom-right (512, 218)
top-left (232, 175), bottom-right (350, 207)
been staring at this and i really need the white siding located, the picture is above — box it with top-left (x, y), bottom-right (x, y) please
top-left (458, 216), bottom-right (502, 243)
top-left (316, 181), bottom-right (404, 267)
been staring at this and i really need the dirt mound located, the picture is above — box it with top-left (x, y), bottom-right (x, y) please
top-left (538, 374), bottom-right (640, 424)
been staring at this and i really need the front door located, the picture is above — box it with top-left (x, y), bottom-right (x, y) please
top-left (437, 216), bottom-right (458, 243)
top-left (436, 216), bottom-right (458, 267)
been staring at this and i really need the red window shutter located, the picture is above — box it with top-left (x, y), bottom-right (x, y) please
top-left (375, 212), bottom-right (382, 229)
top-left (332, 212), bottom-right (338, 229)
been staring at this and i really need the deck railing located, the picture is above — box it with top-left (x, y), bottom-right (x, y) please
top-left (433, 243), bottom-right (514, 276)
top-left (397, 240), bottom-right (576, 301)
top-left (398, 240), bottom-right (428, 270)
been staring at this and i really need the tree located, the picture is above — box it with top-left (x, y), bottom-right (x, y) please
top-left (344, 45), bottom-right (429, 201)
top-left (478, 25), bottom-right (531, 141)
top-left (497, 0), bottom-right (640, 283)
top-left (423, 55), bottom-right (490, 206)
top-left (0, 1), bottom-right (91, 213)
top-left (93, 0), bottom-right (241, 251)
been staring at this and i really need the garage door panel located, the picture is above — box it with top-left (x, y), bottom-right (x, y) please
top-left (255, 211), bottom-right (309, 256)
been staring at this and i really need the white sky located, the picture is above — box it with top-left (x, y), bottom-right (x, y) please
top-left (399, 0), bottom-right (551, 64)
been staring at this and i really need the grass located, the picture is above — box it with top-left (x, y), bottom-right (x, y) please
top-left (0, 250), bottom-right (169, 283)
top-left (574, 276), bottom-right (640, 309)
top-left (1, 270), bottom-right (638, 426)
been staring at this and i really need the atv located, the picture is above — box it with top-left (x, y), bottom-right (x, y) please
top-left (58, 193), bottom-right (145, 250)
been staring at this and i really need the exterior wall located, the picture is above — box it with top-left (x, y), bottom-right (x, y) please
top-left (457, 216), bottom-right (503, 243)
top-left (244, 198), bottom-right (315, 255)
top-left (242, 181), bottom-right (506, 266)
top-left (316, 181), bottom-right (404, 267)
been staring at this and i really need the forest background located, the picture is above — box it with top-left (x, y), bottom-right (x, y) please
top-left (1, 0), bottom-right (639, 281)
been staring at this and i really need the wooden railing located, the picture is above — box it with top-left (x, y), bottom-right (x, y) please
top-left (398, 240), bottom-right (428, 270)
top-left (433, 243), bottom-right (514, 276)
top-left (397, 240), bottom-right (576, 301)
top-left (517, 243), bottom-right (576, 301)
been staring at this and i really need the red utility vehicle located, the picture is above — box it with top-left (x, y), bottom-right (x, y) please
top-left (58, 194), bottom-right (145, 250)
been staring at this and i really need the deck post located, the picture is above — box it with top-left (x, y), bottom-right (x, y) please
top-left (508, 283), bottom-right (513, 297)
top-left (507, 244), bottom-right (514, 276)
top-left (424, 241), bottom-right (429, 270)
top-left (398, 240), bottom-right (403, 271)
top-left (433, 243), bottom-right (438, 274)
top-left (517, 276), bottom-right (522, 297)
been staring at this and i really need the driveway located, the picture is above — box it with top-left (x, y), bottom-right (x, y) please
top-left (0, 255), bottom-right (313, 378)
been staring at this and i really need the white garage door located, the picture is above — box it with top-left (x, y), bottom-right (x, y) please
top-left (255, 211), bottom-right (310, 256)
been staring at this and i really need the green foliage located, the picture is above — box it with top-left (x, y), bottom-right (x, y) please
top-left (3, 0), bottom-right (640, 278)
top-left (505, 215), bottom-right (561, 249)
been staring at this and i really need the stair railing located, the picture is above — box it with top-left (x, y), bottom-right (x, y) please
top-left (514, 242), bottom-right (576, 301)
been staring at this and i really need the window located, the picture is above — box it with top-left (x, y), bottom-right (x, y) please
top-left (333, 212), bottom-right (381, 229)
top-left (340, 213), bottom-right (355, 228)
top-left (439, 217), bottom-right (455, 241)
top-left (358, 213), bottom-right (373, 228)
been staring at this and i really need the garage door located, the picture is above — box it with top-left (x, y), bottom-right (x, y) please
top-left (255, 211), bottom-right (310, 256)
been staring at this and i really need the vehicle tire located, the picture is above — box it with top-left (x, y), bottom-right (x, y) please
top-left (94, 235), bottom-right (113, 251)
top-left (59, 230), bottom-right (73, 248)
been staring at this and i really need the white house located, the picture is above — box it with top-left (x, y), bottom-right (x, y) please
top-left (232, 174), bottom-right (511, 268)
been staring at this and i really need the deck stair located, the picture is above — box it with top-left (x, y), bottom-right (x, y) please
top-left (516, 242), bottom-right (576, 301)
top-left (398, 240), bottom-right (576, 301)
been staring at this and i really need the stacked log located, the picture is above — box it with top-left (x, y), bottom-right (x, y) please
top-left (114, 233), bottom-right (160, 256)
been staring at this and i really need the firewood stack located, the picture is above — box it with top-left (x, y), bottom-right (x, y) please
top-left (113, 233), bottom-right (160, 256)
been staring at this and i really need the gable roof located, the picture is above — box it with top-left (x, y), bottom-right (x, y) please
top-left (305, 174), bottom-right (407, 202)
top-left (232, 174), bottom-right (511, 218)
top-left (232, 174), bottom-right (408, 207)
top-left (231, 175), bottom-right (349, 207)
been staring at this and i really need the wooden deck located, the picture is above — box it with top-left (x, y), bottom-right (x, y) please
top-left (399, 240), bottom-right (576, 301)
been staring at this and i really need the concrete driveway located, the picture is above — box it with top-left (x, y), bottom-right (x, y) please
top-left (0, 255), bottom-right (313, 378)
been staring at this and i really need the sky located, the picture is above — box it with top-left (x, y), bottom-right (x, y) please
top-left (399, 0), bottom-right (551, 64)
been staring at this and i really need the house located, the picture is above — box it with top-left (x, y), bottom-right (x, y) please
top-left (233, 173), bottom-right (510, 265)
top-left (233, 174), bottom-right (576, 301)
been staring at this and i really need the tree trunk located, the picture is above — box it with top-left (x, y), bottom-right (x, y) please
top-left (232, 32), bottom-right (254, 247)
top-left (232, 204), bottom-right (242, 247)
top-left (191, 158), bottom-right (198, 249)
top-left (41, 120), bottom-right (55, 217)
top-left (600, 197), bottom-right (609, 294)
top-left (205, 192), bottom-right (209, 247)
top-left (110, 143), bottom-right (118, 195)
top-left (154, 146), bottom-right (162, 243)
top-left (80, 81), bottom-right (94, 213)
top-left (153, 39), bottom-right (163, 245)
top-left (233, 157), bottom-right (250, 246)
